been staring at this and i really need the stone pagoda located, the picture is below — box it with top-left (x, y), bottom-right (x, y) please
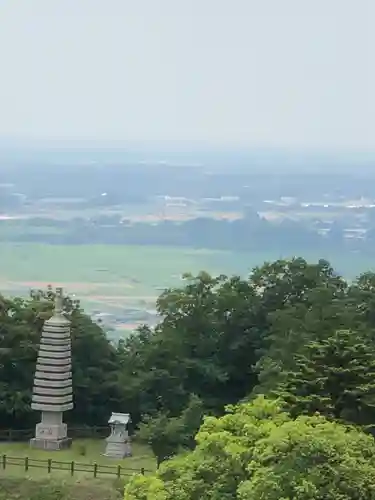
top-left (30, 287), bottom-right (73, 450)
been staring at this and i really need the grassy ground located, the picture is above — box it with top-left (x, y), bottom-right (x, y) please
top-left (0, 439), bottom-right (156, 481)
top-left (0, 478), bottom-right (124, 499)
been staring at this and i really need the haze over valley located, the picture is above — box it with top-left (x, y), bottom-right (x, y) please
top-left (0, 2), bottom-right (374, 499)
top-left (1, 146), bottom-right (375, 337)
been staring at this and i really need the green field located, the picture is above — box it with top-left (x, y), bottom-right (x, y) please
top-left (0, 242), bottom-right (374, 324)
top-left (0, 243), bottom-right (256, 315)
top-left (0, 243), bottom-right (231, 284)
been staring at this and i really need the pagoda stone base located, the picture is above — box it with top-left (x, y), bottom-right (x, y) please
top-left (30, 421), bottom-right (71, 451)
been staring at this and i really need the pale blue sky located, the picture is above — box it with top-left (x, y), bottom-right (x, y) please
top-left (0, 0), bottom-right (373, 149)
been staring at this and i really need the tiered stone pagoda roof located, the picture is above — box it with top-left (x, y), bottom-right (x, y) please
top-left (31, 288), bottom-right (73, 413)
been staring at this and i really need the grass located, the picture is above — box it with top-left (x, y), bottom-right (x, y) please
top-left (0, 439), bottom-right (156, 480)
top-left (0, 477), bottom-right (124, 499)
top-left (0, 439), bottom-right (155, 498)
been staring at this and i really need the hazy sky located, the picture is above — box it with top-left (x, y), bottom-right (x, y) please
top-left (0, 0), bottom-right (373, 149)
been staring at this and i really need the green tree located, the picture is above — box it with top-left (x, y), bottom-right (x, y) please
top-left (137, 395), bottom-right (204, 467)
top-left (125, 396), bottom-right (286, 500)
top-left (116, 325), bottom-right (189, 423)
top-left (248, 258), bottom-right (349, 392)
top-left (118, 271), bottom-right (262, 422)
top-left (249, 257), bottom-right (345, 312)
top-left (238, 414), bottom-right (375, 500)
top-left (254, 282), bottom-right (354, 395)
top-left (70, 309), bottom-right (124, 426)
top-left (119, 258), bottom-right (351, 429)
top-left (273, 329), bottom-right (375, 428)
top-left (125, 397), bottom-right (375, 500)
top-left (0, 294), bottom-right (40, 428)
top-left (348, 272), bottom-right (375, 329)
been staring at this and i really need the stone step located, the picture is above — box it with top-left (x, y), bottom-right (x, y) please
top-left (34, 370), bottom-right (72, 380)
top-left (37, 356), bottom-right (71, 365)
top-left (43, 324), bottom-right (71, 332)
top-left (33, 386), bottom-right (72, 396)
top-left (34, 377), bottom-right (72, 388)
top-left (41, 331), bottom-right (71, 340)
top-left (38, 348), bottom-right (71, 358)
top-left (36, 363), bottom-right (71, 373)
top-left (41, 338), bottom-right (71, 346)
top-left (32, 393), bottom-right (73, 405)
top-left (31, 402), bottom-right (73, 412)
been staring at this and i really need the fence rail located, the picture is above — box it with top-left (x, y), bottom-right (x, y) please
top-left (0, 426), bottom-right (109, 442)
top-left (1, 454), bottom-right (146, 478)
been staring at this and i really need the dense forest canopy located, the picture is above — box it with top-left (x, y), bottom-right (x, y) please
top-left (2, 256), bottom-right (375, 497)
top-left (1, 257), bottom-right (375, 428)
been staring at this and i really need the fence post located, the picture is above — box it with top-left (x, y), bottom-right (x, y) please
top-left (47, 459), bottom-right (52, 473)
top-left (2, 455), bottom-right (6, 470)
top-left (8, 429), bottom-right (12, 442)
top-left (70, 461), bottom-right (75, 476)
top-left (25, 457), bottom-right (29, 472)
top-left (141, 467), bottom-right (145, 476)
top-left (117, 465), bottom-right (121, 478)
top-left (93, 463), bottom-right (98, 478)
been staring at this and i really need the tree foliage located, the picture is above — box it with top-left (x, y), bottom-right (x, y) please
top-left (125, 396), bottom-right (375, 500)
top-left (274, 329), bottom-right (375, 428)
top-left (117, 270), bottom-right (263, 424)
top-left (3, 256), bottom-right (375, 498)
top-left (3, 257), bottom-right (375, 431)
top-left (137, 394), bottom-right (204, 467)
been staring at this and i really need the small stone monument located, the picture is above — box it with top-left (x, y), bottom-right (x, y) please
top-left (105, 413), bottom-right (132, 458)
top-left (30, 288), bottom-right (73, 450)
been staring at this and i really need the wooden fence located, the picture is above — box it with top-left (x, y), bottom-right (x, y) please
top-left (0, 454), bottom-right (147, 478)
top-left (0, 426), bottom-right (109, 442)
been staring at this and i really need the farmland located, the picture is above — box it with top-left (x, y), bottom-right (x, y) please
top-left (0, 243), bottom-right (254, 337)
top-left (0, 242), bottom-right (374, 338)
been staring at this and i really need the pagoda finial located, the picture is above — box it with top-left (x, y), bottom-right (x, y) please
top-left (55, 287), bottom-right (64, 314)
